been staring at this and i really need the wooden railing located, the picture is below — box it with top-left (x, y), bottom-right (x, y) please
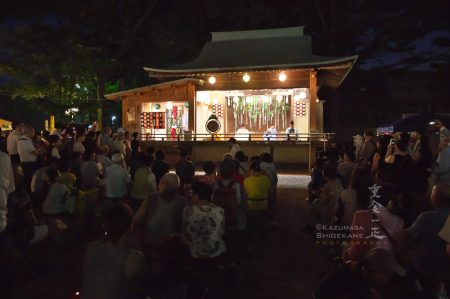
top-left (140, 132), bottom-right (335, 143)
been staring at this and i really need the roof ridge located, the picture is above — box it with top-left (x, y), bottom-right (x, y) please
top-left (211, 26), bottom-right (304, 42)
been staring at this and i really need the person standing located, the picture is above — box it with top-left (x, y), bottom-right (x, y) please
top-left (6, 121), bottom-right (23, 163)
top-left (0, 151), bottom-right (15, 232)
top-left (105, 153), bottom-right (131, 200)
top-left (433, 119), bottom-right (450, 149)
top-left (175, 147), bottom-right (195, 194)
top-left (356, 131), bottom-right (376, 165)
top-left (17, 124), bottom-right (38, 192)
top-left (229, 138), bottom-right (241, 158)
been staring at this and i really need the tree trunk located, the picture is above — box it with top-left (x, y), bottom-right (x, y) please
top-left (96, 71), bottom-right (105, 130)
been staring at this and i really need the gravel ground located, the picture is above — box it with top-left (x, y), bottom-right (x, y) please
top-left (237, 173), bottom-right (333, 299)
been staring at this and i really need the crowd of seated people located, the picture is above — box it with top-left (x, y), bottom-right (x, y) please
top-left (310, 124), bottom-right (450, 298)
top-left (0, 121), bottom-right (279, 299)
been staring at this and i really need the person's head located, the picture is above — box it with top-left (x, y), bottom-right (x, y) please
top-left (124, 131), bottom-right (130, 139)
top-left (111, 153), bottom-right (125, 165)
top-left (248, 161), bottom-right (261, 175)
top-left (83, 150), bottom-right (96, 161)
top-left (104, 127), bottom-right (112, 135)
top-left (399, 132), bottom-right (410, 144)
top-left (219, 159), bottom-right (235, 179)
top-left (46, 167), bottom-right (61, 183)
top-left (223, 153), bottom-right (233, 160)
top-left (191, 181), bottom-right (213, 202)
top-left (395, 139), bottom-right (408, 153)
top-left (412, 130), bottom-right (422, 142)
top-left (86, 131), bottom-right (95, 141)
top-left (290, 120), bottom-right (294, 128)
top-left (250, 155), bottom-right (261, 164)
top-left (155, 149), bottom-right (165, 160)
top-left (234, 150), bottom-right (246, 162)
top-left (377, 135), bottom-right (391, 153)
top-left (229, 137), bottom-right (237, 145)
top-left (260, 152), bottom-right (273, 163)
top-left (179, 147), bottom-right (188, 158)
top-left (431, 183), bottom-right (450, 209)
top-left (99, 144), bottom-right (110, 156)
top-left (132, 132), bottom-right (139, 139)
top-left (202, 161), bottom-right (216, 175)
top-left (47, 134), bottom-right (59, 146)
top-left (361, 248), bottom-right (405, 288)
top-left (76, 133), bottom-right (86, 143)
top-left (343, 151), bottom-right (355, 163)
top-left (22, 124), bottom-right (35, 139)
top-left (434, 119), bottom-right (444, 129)
top-left (323, 161), bottom-right (338, 180)
top-left (102, 203), bottom-right (133, 243)
top-left (159, 173), bottom-right (180, 193)
top-left (142, 154), bottom-right (154, 167)
top-left (116, 133), bottom-right (124, 141)
top-left (12, 121), bottom-right (23, 132)
top-left (240, 124), bottom-right (246, 129)
top-left (364, 131), bottom-right (374, 142)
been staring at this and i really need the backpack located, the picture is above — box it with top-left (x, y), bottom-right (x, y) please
top-left (213, 180), bottom-right (239, 226)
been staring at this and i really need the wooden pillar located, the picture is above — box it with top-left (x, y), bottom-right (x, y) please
top-left (309, 70), bottom-right (318, 132)
top-left (187, 84), bottom-right (196, 131)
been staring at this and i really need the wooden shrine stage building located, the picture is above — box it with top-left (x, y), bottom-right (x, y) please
top-left (105, 27), bottom-right (357, 169)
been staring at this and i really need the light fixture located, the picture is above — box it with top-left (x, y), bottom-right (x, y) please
top-left (294, 95), bottom-right (300, 101)
top-left (276, 95), bottom-right (283, 103)
top-left (213, 98), bottom-right (219, 105)
top-left (316, 98), bottom-right (320, 103)
top-left (299, 91), bottom-right (307, 99)
top-left (208, 76), bottom-right (216, 84)
top-left (278, 73), bottom-right (287, 82)
top-left (243, 73), bottom-right (250, 82)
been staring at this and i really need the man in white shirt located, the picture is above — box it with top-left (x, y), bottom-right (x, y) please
top-left (105, 153), bottom-right (131, 200)
top-left (6, 121), bottom-right (23, 163)
top-left (235, 124), bottom-right (250, 141)
top-left (0, 151), bottom-right (15, 232)
top-left (18, 124), bottom-right (38, 192)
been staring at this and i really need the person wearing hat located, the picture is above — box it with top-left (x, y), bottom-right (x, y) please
top-left (439, 215), bottom-right (450, 257)
top-left (104, 153), bottom-right (131, 200)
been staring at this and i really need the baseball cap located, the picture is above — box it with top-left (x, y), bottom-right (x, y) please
top-left (364, 248), bottom-right (405, 276)
top-left (439, 216), bottom-right (450, 243)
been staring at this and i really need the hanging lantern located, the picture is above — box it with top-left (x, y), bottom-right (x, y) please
top-left (243, 73), bottom-right (251, 82)
top-left (278, 73), bottom-right (287, 82)
top-left (208, 76), bottom-right (216, 84)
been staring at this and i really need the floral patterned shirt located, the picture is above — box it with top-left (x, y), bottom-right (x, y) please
top-left (182, 203), bottom-right (226, 258)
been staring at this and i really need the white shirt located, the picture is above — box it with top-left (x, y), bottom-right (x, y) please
top-left (73, 141), bottom-right (85, 154)
top-left (17, 136), bottom-right (37, 162)
top-left (105, 164), bottom-right (131, 198)
top-left (43, 183), bottom-right (69, 214)
top-left (235, 128), bottom-right (250, 141)
top-left (6, 130), bottom-right (21, 155)
top-left (230, 144), bottom-right (241, 157)
top-left (51, 147), bottom-right (61, 159)
top-left (0, 151), bottom-right (15, 232)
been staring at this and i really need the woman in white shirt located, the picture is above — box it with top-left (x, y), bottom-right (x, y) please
top-left (43, 167), bottom-right (69, 215)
